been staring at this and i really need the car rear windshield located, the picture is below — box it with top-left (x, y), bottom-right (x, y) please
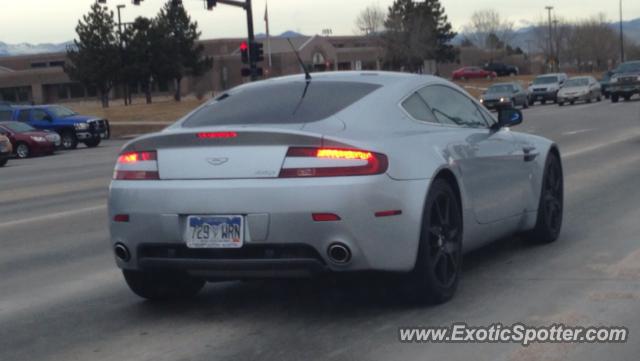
top-left (565, 78), bottom-right (589, 87)
top-left (182, 81), bottom-right (381, 128)
top-left (0, 121), bottom-right (35, 133)
top-left (533, 76), bottom-right (559, 85)
top-left (487, 85), bottom-right (514, 93)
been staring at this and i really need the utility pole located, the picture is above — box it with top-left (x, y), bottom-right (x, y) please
top-left (545, 6), bottom-right (554, 72)
top-left (116, 4), bottom-right (127, 105)
top-left (620, 0), bottom-right (625, 63)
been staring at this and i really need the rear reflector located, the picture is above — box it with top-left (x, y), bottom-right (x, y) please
top-left (197, 132), bottom-right (238, 139)
top-left (114, 151), bottom-right (159, 180)
top-left (113, 214), bottom-right (130, 223)
top-left (280, 147), bottom-right (388, 178)
top-left (312, 213), bottom-right (341, 222)
top-left (375, 210), bottom-right (403, 217)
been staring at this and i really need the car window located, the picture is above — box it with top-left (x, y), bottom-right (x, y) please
top-left (0, 109), bottom-right (12, 121)
top-left (17, 110), bottom-right (30, 122)
top-left (418, 85), bottom-right (489, 128)
top-left (31, 109), bottom-right (49, 121)
top-left (401, 93), bottom-right (438, 123)
top-left (182, 81), bottom-right (381, 128)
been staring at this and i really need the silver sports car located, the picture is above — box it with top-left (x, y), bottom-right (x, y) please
top-left (109, 71), bottom-right (563, 304)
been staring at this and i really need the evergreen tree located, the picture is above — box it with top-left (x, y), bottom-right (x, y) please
top-left (383, 0), bottom-right (457, 71)
top-left (155, 0), bottom-right (212, 101)
top-left (122, 17), bottom-right (157, 104)
top-left (65, 3), bottom-right (120, 108)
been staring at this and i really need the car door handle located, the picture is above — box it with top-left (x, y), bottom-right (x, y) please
top-left (523, 146), bottom-right (538, 162)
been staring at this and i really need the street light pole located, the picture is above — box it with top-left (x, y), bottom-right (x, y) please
top-left (545, 6), bottom-right (554, 71)
top-left (620, 0), bottom-right (625, 63)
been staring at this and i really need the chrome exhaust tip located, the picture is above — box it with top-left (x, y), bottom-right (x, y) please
top-left (327, 243), bottom-right (352, 264)
top-left (114, 243), bottom-right (131, 262)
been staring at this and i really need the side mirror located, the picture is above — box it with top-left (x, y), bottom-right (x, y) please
top-left (497, 108), bottom-right (523, 128)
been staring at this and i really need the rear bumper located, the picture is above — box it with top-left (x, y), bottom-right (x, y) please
top-left (530, 91), bottom-right (557, 101)
top-left (109, 175), bottom-right (430, 275)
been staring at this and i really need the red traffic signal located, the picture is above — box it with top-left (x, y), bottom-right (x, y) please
top-left (240, 41), bottom-right (249, 64)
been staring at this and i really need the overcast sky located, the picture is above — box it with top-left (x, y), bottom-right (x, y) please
top-left (0, 0), bottom-right (638, 44)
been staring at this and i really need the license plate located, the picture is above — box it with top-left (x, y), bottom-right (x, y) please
top-left (185, 215), bottom-right (244, 249)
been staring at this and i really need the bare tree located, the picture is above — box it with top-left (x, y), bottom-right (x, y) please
top-left (355, 5), bottom-right (386, 35)
top-left (463, 9), bottom-right (514, 59)
top-left (566, 14), bottom-right (618, 71)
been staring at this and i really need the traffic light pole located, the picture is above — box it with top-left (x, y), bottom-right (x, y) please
top-left (215, 0), bottom-right (258, 81)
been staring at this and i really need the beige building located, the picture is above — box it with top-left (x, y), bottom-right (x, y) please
top-left (0, 35), bottom-right (383, 104)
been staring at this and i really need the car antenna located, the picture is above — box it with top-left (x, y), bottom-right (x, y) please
top-left (287, 38), bottom-right (311, 82)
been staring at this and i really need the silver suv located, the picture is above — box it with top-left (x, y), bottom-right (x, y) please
top-left (528, 73), bottom-right (568, 105)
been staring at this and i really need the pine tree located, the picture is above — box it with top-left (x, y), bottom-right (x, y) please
top-left (65, 3), bottom-right (120, 108)
top-left (383, 0), bottom-right (457, 71)
top-left (155, 0), bottom-right (212, 101)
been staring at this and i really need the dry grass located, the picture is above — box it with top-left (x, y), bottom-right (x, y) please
top-left (454, 75), bottom-right (537, 99)
top-left (66, 95), bottom-right (208, 123)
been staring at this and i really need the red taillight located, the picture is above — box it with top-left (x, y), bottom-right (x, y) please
top-left (197, 132), bottom-right (238, 139)
top-left (375, 210), bottom-right (402, 217)
top-left (117, 151), bottom-right (157, 163)
top-left (312, 213), bottom-right (341, 222)
top-left (113, 214), bottom-right (130, 223)
top-left (279, 147), bottom-right (388, 178)
top-left (114, 151), bottom-right (159, 180)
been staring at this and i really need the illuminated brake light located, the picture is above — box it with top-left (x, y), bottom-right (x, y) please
top-left (117, 151), bottom-right (157, 163)
top-left (316, 149), bottom-right (373, 161)
top-left (114, 214), bottom-right (130, 222)
top-left (197, 132), bottom-right (238, 139)
top-left (280, 147), bottom-right (388, 178)
top-left (114, 151), bottom-right (159, 180)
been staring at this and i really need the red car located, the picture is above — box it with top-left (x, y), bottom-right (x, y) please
top-left (0, 121), bottom-right (57, 159)
top-left (452, 66), bottom-right (497, 80)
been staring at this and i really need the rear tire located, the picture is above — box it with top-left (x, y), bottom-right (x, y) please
top-left (526, 152), bottom-right (563, 244)
top-left (84, 138), bottom-right (101, 148)
top-left (60, 130), bottom-right (78, 150)
top-left (541, 100), bottom-right (546, 105)
top-left (611, 94), bottom-right (619, 103)
top-left (0, 158), bottom-right (7, 167)
top-left (558, 101), bottom-right (564, 107)
top-left (123, 270), bottom-right (205, 301)
top-left (406, 179), bottom-right (463, 304)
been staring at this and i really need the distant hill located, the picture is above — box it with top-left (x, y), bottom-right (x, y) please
top-left (255, 30), bottom-right (305, 39)
top-left (0, 41), bottom-right (72, 57)
top-left (453, 18), bottom-right (640, 51)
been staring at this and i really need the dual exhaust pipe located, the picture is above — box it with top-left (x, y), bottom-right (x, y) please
top-left (327, 243), bottom-right (352, 264)
top-left (114, 243), bottom-right (130, 262)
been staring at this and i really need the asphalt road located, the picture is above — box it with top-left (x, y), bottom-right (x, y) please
top-left (1, 99), bottom-right (640, 361)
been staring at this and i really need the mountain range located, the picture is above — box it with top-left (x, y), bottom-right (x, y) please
top-left (1, 19), bottom-right (639, 57)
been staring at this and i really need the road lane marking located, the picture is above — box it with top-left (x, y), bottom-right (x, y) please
top-left (563, 132), bottom-right (640, 158)
top-left (0, 204), bottom-right (107, 229)
top-left (563, 128), bottom-right (595, 136)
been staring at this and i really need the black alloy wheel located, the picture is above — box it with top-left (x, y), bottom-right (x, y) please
top-left (527, 153), bottom-right (563, 244)
top-left (409, 179), bottom-right (463, 304)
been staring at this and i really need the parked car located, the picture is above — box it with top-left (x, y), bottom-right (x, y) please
top-left (484, 62), bottom-right (519, 77)
top-left (452, 67), bottom-right (497, 80)
top-left (109, 72), bottom-right (563, 304)
top-left (528, 73), bottom-right (568, 105)
top-left (0, 133), bottom-right (11, 167)
top-left (10, 105), bottom-right (110, 150)
top-left (557, 76), bottom-right (602, 106)
top-left (0, 104), bottom-right (12, 121)
top-left (0, 121), bottom-right (58, 158)
top-left (608, 61), bottom-right (640, 103)
top-left (480, 82), bottom-right (529, 110)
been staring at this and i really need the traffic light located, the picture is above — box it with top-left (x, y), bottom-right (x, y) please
top-left (132, 0), bottom-right (144, 5)
top-left (205, 0), bottom-right (217, 10)
top-left (240, 41), bottom-right (249, 64)
top-left (251, 42), bottom-right (264, 63)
